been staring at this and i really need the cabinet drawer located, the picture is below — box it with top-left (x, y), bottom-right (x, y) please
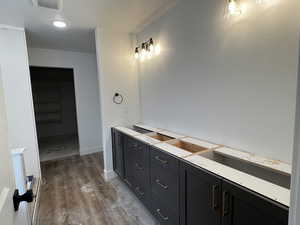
top-left (150, 159), bottom-right (179, 210)
top-left (151, 194), bottom-right (179, 225)
top-left (134, 178), bottom-right (150, 209)
top-left (150, 147), bottom-right (179, 174)
top-left (126, 137), bottom-right (148, 163)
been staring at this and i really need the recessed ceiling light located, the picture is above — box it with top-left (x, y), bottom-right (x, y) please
top-left (53, 20), bottom-right (67, 28)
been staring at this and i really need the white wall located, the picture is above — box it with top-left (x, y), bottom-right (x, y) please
top-left (137, 0), bottom-right (300, 163)
top-left (28, 48), bottom-right (102, 155)
top-left (95, 28), bottom-right (140, 177)
top-left (0, 27), bottom-right (40, 177)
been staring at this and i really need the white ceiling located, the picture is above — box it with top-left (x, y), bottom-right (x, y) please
top-left (0, 0), bottom-right (175, 53)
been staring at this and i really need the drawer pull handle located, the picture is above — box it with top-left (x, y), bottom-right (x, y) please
top-left (135, 163), bottom-right (143, 171)
top-left (135, 186), bottom-right (145, 196)
top-left (156, 179), bottom-right (168, 189)
top-left (222, 191), bottom-right (230, 217)
top-left (212, 184), bottom-right (219, 210)
top-left (156, 209), bottom-right (169, 221)
top-left (155, 156), bottom-right (168, 164)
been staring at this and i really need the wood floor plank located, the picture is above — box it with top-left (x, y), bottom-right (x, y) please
top-left (38, 153), bottom-right (157, 225)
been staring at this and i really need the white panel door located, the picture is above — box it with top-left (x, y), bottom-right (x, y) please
top-left (0, 67), bottom-right (16, 224)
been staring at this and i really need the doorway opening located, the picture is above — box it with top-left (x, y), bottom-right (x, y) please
top-left (30, 66), bottom-right (79, 162)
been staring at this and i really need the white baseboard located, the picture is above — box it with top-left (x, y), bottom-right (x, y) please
top-left (103, 169), bottom-right (117, 181)
top-left (80, 146), bottom-right (102, 156)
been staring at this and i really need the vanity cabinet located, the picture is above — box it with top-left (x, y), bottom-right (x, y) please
top-left (180, 162), bottom-right (222, 225)
top-left (111, 128), bottom-right (124, 178)
top-left (111, 127), bottom-right (289, 225)
top-left (180, 161), bottom-right (289, 225)
top-left (222, 180), bottom-right (288, 225)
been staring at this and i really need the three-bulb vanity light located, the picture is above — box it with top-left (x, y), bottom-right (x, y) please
top-left (134, 38), bottom-right (160, 61)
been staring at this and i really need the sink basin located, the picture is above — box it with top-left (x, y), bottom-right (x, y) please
top-left (168, 140), bottom-right (209, 154)
top-left (199, 151), bottom-right (291, 189)
top-left (146, 132), bottom-right (175, 141)
top-left (131, 126), bottom-right (152, 134)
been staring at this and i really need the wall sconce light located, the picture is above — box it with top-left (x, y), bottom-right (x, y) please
top-left (227, 0), bottom-right (242, 16)
top-left (134, 38), bottom-right (160, 61)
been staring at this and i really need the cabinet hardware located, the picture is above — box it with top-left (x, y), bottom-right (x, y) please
top-left (156, 209), bottom-right (169, 221)
top-left (212, 184), bottom-right (219, 210)
top-left (222, 191), bottom-right (230, 217)
top-left (135, 163), bottom-right (143, 171)
top-left (135, 186), bottom-right (145, 196)
top-left (156, 179), bottom-right (168, 189)
top-left (155, 156), bottom-right (168, 164)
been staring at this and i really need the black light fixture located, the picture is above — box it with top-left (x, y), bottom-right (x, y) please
top-left (134, 38), bottom-right (159, 61)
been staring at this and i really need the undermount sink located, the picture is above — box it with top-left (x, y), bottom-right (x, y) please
top-left (168, 140), bottom-right (209, 154)
top-left (131, 126), bottom-right (152, 134)
top-left (199, 151), bottom-right (291, 189)
top-left (146, 132), bottom-right (175, 141)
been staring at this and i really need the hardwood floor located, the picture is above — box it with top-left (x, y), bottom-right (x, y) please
top-left (38, 153), bottom-right (157, 225)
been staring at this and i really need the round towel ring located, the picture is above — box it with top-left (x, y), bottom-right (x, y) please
top-left (113, 93), bottom-right (123, 104)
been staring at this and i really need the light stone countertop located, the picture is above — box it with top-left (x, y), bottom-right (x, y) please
top-left (185, 154), bottom-right (290, 207)
top-left (214, 147), bottom-right (292, 175)
top-left (113, 124), bottom-right (291, 207)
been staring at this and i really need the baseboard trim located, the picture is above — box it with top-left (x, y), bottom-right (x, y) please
top-left (80, 146), bottom-right (102, 156)
top-left (103, 170), bottom-right (117, 181)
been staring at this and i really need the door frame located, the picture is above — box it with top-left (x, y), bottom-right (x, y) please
top-left (29, 66), bottom-right (81, 162)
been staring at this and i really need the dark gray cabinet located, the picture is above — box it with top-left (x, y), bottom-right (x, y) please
top-left (111, 128), bottom-right (124, 178)
top-left (123, 134), bottom-right (151, 208)
top-left (150, 147), bottom-right (180, 225)
top-left (222, 180), bottom-right (288, 225)
top-left (111, 127), bottom-right (289, 225)
top-left (180, 162), bottom-right (222, 225)
top-left (180, 161), bottom-right (289, 225)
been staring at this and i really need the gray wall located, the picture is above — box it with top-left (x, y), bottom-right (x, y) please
top-left (137, 0), bottom-right (299, 163)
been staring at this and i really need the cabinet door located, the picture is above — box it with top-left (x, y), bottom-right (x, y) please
top-left (123, 135), bottom-right (137, 188)
top-left (180, 162), bottom-right (222, 225)
top-left (111, 128), bottom-right (124, 178)
top-left (221, 180), bottom-right (288, 225)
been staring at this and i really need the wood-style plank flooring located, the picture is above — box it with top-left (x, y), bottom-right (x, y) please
top-left (38, 153), bottom-right (157, 225)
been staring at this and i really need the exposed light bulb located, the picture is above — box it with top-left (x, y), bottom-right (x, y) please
top-left (155, 44), bottom-right (161, 55)
top-left (149, 38), bottom-right (154, 52)
top-left (256, 0), bottom-right (269, 4)
top-left (141, 43), bottom-right (147, 58)
top-left (228, 0), bottom-right (241, 15)
top-left (53, 20), bottom-right (67, 28)
top-left (134, 47), bottom-right (139, 59)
